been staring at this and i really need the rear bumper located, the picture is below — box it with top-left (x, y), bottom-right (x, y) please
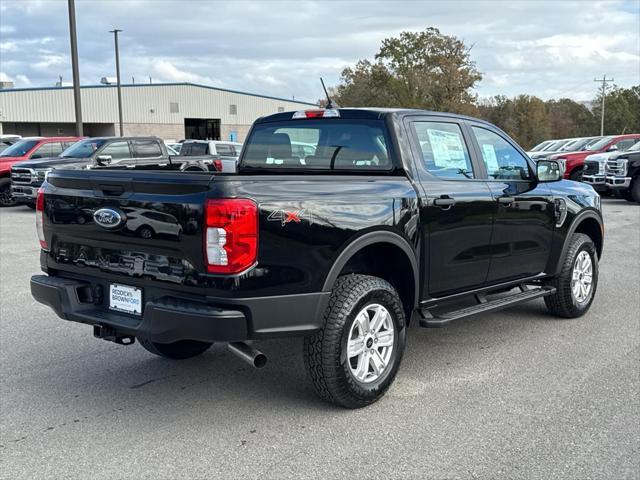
top-left (31, 274), bottom-right (329, 344)
top-left (605, 176), bottom-right (631, 189)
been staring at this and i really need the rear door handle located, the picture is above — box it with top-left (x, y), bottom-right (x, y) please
top-left (497, 196), bottom-right (515, 205)
top-left (433, 196), bottom-right (456, 209)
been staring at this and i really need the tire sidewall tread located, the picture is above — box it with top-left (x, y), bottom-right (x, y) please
top-left (303, 274), bottom-right (406, 409)
top-left (545, 233), bottom-right (599, 318)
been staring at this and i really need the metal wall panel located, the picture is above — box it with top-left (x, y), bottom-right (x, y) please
top-left (0, 83), bottom-right (316, 125)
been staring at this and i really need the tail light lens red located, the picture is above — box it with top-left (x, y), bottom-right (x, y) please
top-left (213, 159), bottom-right (223, 171)
top-left (204, 199), bottom-right (258, 274)
top-left (36, 187), bottom-right (47, 249)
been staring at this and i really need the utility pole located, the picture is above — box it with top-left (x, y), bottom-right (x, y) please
top-left (67, 0), bottom-right (83, 136)
top-left (594, 75), bottom-right (614, 136)
top-left (109, 29), bottom-right (124, 137)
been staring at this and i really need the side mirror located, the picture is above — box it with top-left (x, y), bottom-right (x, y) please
top-left (96, 154), bottom-right (112, 165)
top-left (30, 153), bottom-right (42, 159)
top-left (537, 160), bottom-right (562, 182)
top-left (607, 145), bottom-right (618, 152)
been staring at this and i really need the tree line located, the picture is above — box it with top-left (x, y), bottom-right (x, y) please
top-left (326, 28), bottom-right (639, 149)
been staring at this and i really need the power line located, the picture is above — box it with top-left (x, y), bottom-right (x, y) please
top-left (594, 75), bottom-right (614, 136)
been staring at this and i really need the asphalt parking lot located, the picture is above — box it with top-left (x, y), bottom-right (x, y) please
top-left (1, 199), bottom-right (639, 480)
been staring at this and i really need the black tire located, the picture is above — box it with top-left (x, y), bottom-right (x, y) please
top-left (630, 179), bottom-right (640, 203)
top-left (138, 226), bottom-right (154, 239)
top-left (621, 188), bottom-right (634, 202)
top-left (0, 178), bottom-right (18, 207)
top-left (303, 274), bottom-right (406, 408)
top-left (544, 233), bottom-right (598, 318)
top-left (138, 339), bottom-right (212, 359)
top-left (26, 202), bottom-right (36, 210)
top-left (569, 169), bottom-right (583, 182)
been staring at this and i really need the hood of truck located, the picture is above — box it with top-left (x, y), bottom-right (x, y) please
top-left (17, 156), bottom-right (86, 169)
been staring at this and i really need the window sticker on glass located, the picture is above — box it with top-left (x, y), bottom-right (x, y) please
top-left (481, 143), bottom-right (500, 173)
top-left (427, 129), bottom-right (467, 169)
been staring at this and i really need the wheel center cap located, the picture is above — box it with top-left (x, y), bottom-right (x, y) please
top-left (366, 338), bottom-right (374, 349)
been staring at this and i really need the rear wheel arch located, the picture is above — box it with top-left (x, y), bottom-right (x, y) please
top-left (322, 231), bottom-right (419, 322)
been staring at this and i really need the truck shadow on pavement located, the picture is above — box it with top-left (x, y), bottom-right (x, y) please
top-left (32, 299), bottom-right (577, 417)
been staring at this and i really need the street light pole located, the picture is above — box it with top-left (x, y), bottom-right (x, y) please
top-left (109, 29), bottom-right (124, 137)
top-left (67, 0), bottom-right (83, 136)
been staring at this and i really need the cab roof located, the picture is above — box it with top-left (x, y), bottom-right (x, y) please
top-left (256, 107), bottom-right (496, 128)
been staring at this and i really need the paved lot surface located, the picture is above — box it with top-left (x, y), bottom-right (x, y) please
top-left (1, 199), bottom-right (639, 479)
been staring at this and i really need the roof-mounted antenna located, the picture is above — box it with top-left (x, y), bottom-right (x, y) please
top-left (320, 77), bottom-right (339, 109)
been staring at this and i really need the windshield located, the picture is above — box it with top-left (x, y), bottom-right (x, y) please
top-left (560, 138), bottom-right (592, 151)
top-left (241, 119), bottom-right (392, 171)
top-left (0, 139), bottom-right (39, 157)
top-left (585, 136), bottom-right (614, 151)
top-left (529, 141), bottom-right (551, 152)
top-left (60, 139), bottom-right (108, 158)
top-left (543, 140), bottom-right (569, 151)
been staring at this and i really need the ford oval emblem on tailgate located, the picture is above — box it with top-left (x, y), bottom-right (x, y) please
top-left (93, 208), bottom-right (125, 229)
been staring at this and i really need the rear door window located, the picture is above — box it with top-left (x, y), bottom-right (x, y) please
top-left (242, 119), bottom-right (392, 170)
top-left (412, 121), bottom-right (474, 179)
top-left (132, 139), bottom-right (163, 158)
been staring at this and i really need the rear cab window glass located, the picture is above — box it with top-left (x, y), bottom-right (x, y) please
top-left (215, 144), bottom-right (234, 156)
top-left (472, 126), bottom-right (531, 180)
top-left (182, 143), bottom-right (208, 156)
top-left (412, 122), bottom-right (474, 179)
top-left (241, 119), bottom-right (392, 171)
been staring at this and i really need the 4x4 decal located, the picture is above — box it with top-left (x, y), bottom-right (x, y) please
top-left (267, 209), bottom-right (314, 226)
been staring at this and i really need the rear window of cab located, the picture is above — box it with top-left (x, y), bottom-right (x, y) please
top-left (241, 119), bottom-right (393, 171)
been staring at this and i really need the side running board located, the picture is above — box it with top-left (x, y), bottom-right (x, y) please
top-left (419, 285), bottom-right (556, 328)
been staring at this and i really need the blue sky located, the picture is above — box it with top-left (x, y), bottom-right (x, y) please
top-left (1, 0), bottom-right (638, 103)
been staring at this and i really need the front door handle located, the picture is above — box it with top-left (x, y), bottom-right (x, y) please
top-left (497, 196), bottom-right (515, 205)
top-left (433, 196), bottom-right (456, 209)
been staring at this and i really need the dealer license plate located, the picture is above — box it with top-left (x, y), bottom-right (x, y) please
top-left (109, 283), bottom-right (142, 315)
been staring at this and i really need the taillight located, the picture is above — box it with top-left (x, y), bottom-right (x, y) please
top-left (36, 187), bottom-right (47, 249)
top-left (213, 159), bottom-right (223, 171)
top-left (204, 199), bottom-right (258, 274)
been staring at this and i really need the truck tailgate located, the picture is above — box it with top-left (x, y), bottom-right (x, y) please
top-left (42, 170), bottom-right (212, 290)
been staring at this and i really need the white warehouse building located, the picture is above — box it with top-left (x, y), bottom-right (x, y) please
top-left (0, 82), bottom-right (316, 141)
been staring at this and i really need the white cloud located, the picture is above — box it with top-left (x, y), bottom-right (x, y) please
top-left (15, 74), bottom-right (32, 86)
top-left (0, 0), bottom-right (638, 102)
top-left (148, 59), bottom-right (220, 85)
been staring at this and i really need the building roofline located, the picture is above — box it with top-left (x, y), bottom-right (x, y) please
top-left (0, 82), bottom-right (318, 106)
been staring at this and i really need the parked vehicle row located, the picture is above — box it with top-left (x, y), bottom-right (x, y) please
top-left (528, 134), bottom-right (640, 186)
top-left (0, 136), bottom-right (81, 206)
top-left (2, 136), bottom-right (243, 208)
top-left (585, 141), bottom-right (640, 203)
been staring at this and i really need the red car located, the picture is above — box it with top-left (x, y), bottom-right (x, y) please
top-left (0, 136), bottom-right (80, 206)
top-left (551, 134), bottom-right (640, 180)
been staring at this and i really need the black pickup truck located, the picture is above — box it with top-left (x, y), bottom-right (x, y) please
top-left (11, 136), bottom-right (217, 207)
top-left (31, 108), bottom-right (603, 408)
